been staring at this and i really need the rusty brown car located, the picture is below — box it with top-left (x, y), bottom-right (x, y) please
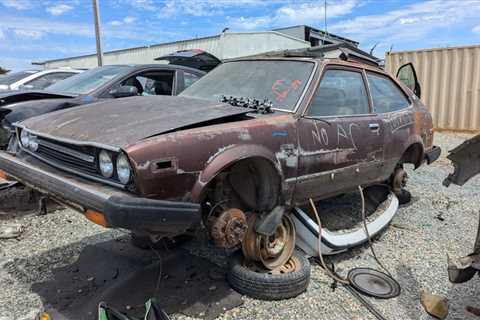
top-left (0, 44), bottom-right (440, 300)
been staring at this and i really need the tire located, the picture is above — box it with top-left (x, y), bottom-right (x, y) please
top-left (130, 232), bottom-right (192, 250)
top-left (227, 250), bottom-right (311, 300)
top-left (396, 189), bottom-right (412, 205)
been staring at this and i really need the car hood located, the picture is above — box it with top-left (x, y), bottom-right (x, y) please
top-left (19, 95), bottom-right (250, 148)
top-left (2, 97), bottom-right (82, 124)
top-left (0, 90), bottom-right (75, 106)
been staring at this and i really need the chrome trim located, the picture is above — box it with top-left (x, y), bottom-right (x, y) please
top-left (16, 126), bottom-right (121, 152)
top-left (37, 139), bottom-right (95, 163)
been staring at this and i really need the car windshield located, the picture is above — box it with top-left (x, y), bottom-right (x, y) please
top-left (0, 71), bottom-right (38, 85)
top-left (180, 60), bottom-right (315, 111)
top-left (46, 65), bottom-right (131, 95)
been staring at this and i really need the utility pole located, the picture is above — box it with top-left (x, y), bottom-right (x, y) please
top-left (92, 0), bottom-right (104, 66)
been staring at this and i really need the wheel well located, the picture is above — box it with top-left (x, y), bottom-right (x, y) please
top-left (201, 157), bottom-right (282, 212)
top-left (400, 143), bottom-right (424, 168)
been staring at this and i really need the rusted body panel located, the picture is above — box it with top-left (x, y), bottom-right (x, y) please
top-left (126, 113), bottom-right (298, 203)
top-left (20, 96), bottom-right (249, 148)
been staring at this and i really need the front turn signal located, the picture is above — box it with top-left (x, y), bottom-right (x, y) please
top-left (84, 209), bottom-right (108, 227)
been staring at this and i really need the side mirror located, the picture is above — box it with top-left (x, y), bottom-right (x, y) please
top-left (396, 63), bottom-right (421, 99)
top-left (18, 84), bottom-right (34, 90)
top-left (109, 85), bottom-right (138, 98)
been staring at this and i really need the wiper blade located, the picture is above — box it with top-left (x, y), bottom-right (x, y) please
top-left (221, 96), bottom-right (274, 114)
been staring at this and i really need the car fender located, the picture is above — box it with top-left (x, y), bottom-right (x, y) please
top-left (191, 144), bottom-right (285, 202)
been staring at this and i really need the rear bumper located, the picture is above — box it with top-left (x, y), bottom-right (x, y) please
top-left (0, 152), bottom-right (201, 233)
top-left (425, 145), bottom-right (441, 164)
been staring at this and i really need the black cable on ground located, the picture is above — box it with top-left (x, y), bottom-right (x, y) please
top-left (309, 187), bottom-right (395, 320)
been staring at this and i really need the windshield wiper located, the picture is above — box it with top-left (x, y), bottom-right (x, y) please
top-left (221, 96), bottom-right (274, 114)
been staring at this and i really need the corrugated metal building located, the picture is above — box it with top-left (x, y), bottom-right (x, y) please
top-left (386, 45), bottom-right (480, 131)
top-left (33, 25), bottom-right (357, 70)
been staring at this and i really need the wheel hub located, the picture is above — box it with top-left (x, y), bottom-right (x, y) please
top-left (209, 208), bottom-right (248, 248)
top-left (392, 168), bottom-right (408, 193)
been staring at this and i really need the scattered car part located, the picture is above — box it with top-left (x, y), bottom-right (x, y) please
top-left (242, 214), bottom-right (295, 270)
top-left (98, 298), bottom-right (170, 320)
top-left (254, 205), bottom-right (285, 236)
top-left (293, 186), bottom-right (399, 256)
top-left (221, 96), bottom-right (274, 114)
top-left (227, 250), bottom-right (310, 300)
top-left (443, 134), bottom-right (480, 187)
top-left (208, 207), bottom-right (247, 249)
top-left (347, 268), bottom-right (401, 299)
top-left (420, 290), bottom-right (449, 320)
top-left (447, 254), bottom-right (480, 283)
top-left (443, 134), bottom-right (480, 283)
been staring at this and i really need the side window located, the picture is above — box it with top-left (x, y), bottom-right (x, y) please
top-left (183, 72), bottom-right (200, 89)
top-left (26, 72), bottom-right (75, 89)
top-left (121, 71), bottom-right (175, 96)
top-left (366, 72), bottom-right (410, 113)
top-left (307, 69), bottom-right (370, 117)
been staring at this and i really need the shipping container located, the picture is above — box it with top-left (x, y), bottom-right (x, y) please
top-left (386, 45), bottom-right (480, 131)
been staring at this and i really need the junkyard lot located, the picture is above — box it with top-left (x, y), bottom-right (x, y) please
top-left (0, 131), bottom-right (479, 320)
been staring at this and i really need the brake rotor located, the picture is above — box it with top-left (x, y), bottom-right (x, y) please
top-left (348, 268), bottom-right (401, 299)
top-left (209, 208), bottom-right (247, 249)
top-left (242, 214), bottom-right (295, 270)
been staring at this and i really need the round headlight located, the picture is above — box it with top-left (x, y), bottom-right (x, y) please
top-left (20, 130), bottom-right (30, 147)
top-left (28, 135), bottom-right (39, 152)
top-left (99, 150), bottom-right (114, 178)
top-left (116, 153), bottom-right (131, 184)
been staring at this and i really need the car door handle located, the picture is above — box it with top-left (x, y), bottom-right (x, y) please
top-left (368, 123), bottom-right (380, 130)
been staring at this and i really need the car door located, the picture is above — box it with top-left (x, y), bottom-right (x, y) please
top-left (396, 62), bottom-right (421, 98)
top-left (365, 70), bottom-right (419, 176)
top-left (294, 66), bottom-right (385, 203)
top-left (103, 69), bottom-right (178, 98)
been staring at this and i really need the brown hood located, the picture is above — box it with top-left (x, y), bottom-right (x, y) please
top-left (19, 95), bottom-right (249, 148)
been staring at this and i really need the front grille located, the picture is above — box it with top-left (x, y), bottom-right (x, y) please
top-left (35, 136), bottom-right (99, 175)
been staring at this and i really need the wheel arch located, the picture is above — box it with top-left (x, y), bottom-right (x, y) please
top-left (400, 139), bottom-right (425, 169)
top-left (191, 144), bottom-right (285, 204)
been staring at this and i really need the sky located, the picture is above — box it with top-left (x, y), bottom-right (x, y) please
top-left (0, 0), bottom-right (480, 71)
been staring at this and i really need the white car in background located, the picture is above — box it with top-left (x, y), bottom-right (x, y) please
top-left (0, 68), bottom-right (82, 91)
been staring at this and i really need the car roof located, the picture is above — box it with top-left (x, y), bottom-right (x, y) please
top-left (229, 43), bottom-right (383, 70)
top-left (93, 64), bottom-right (207, 75)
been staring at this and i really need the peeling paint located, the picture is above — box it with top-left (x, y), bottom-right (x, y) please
top-left (206, 144), bottom-right (237, 164)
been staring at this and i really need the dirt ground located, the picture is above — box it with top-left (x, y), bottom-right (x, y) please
top-left (0, 131), bottom-right (479, 320)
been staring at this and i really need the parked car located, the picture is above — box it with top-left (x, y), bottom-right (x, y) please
top-left (0, 68), bottom-right (82, 91)
top-left (0, 44), bottom-right (440, 300)
top-left (0, 64), bottom-right (205, 149)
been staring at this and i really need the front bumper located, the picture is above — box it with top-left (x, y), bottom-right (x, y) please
top-left (0, 152), bottom-right (201, 234)
top-left (424, 145), bottom-right (441, 164)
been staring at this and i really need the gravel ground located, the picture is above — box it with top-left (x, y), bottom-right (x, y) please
top-left (0, 131), bottom-right (479, 320)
